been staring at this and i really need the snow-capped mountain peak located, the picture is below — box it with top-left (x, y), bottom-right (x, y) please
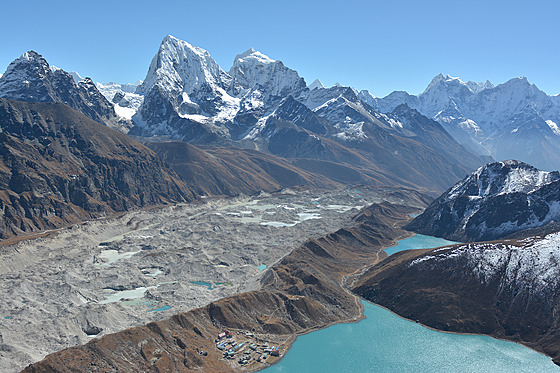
top-left (69, 71), bottom-right (84, 84)
top-left (132, 35), bottom-right (241, 137)
top-left (422, 73), bottom-right (452, 94)
top-left (233, 48), bottom-right (276, 65)
top-left (308, 79), bottom-right (325, 90)
top-left (447, 160), bottom-right (560, 200)
top-left (51, 66), bottom-right (83, 84)
top-left (423, 73), bottom-right (494, 95)
top-left (407, 160), bottom-right (560, 241)
top-left (229, 46), bottom-right (307, 107)
top-left (0, 51), bottom-right (51, 84)
top-left (0, 50), bottom-right (130, 132)
top-left (0, 50), bottom-right (64, 101)
top-left (465, 79), bottom-right (494, 93)
top-left (137, 34), bottom-right (232, 97)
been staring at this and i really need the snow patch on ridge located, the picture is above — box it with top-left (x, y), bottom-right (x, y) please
top-left (409, 232), bottom-right (560, 294)
top-left (546, 120), bottom-right (560, 136)
top-left (447, 161), bottom-right (559, 200)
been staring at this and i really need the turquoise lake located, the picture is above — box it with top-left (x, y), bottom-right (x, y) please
top-left (384, 233), bottom-right (458, 256)
top-left (266, 234), bottom-right (559, 372)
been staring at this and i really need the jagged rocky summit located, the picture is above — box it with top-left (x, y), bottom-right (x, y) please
top-left (0, 51), bottom-right (132, 132)
top-left (406, 160), bottom-right (560, 241)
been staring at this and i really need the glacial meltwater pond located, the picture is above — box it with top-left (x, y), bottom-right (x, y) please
top-left (266, 234), bottom-right (559, 372)
top-left (384, 233), bottom-right (458, 255)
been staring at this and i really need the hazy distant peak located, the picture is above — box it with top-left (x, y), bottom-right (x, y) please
top-left (308, 79), bottom-right (325, 90)
top-left (69, 71), bottom-right (84, 84)
top-left (465, 79), bottom-right (494, 93)
top-left (233, 48), bottom-right (276, 66)
top-left (423, 73), bottom-right (494, 94)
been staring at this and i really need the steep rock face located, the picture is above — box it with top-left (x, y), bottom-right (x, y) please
top-left (230, 48), bottom-right (307, 107)
top-left (132, 35), bottom-right (240, 139)
top-left (0, 98), bottom-right (192, 239)
top-left (406, 160), bottom-right (560, 241)
top-left (353, 233), bottom-right (560, 365)
top-left (0, 51), bottom-right (131, 132)
top-left (228, 48), bottom-right (308, 137)
top-left (373, 74), bottom-right (560, 170)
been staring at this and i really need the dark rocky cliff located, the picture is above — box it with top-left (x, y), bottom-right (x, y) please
top-left (0, 98), bottom-right (192, 239)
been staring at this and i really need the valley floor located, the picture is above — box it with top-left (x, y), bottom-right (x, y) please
top-left (0, 187), bottom-right (411, 372)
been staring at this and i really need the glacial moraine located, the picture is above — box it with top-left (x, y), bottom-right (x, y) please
top-left (0, 188), bottom-right (399, 372)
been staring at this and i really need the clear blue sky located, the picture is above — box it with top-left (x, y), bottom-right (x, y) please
top-left (1, 0), bottom-right (558, 97)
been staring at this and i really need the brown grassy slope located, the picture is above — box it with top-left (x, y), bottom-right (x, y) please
top-left (148, 141), bottom-right (342, 196)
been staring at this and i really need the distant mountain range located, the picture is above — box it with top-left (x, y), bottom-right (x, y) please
top-left (2, 36), bottom-right (559, 174)
top-left (364, 74), bottom-right (560, 171)
top-left (0, 36), bottom-right (490, 196)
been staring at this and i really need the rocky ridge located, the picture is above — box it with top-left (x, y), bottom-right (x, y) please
top-left (0, 98), bottom-right (192, 239)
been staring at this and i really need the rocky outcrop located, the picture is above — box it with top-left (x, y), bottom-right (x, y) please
top-left (0, 98), bottom-right (192, 239)
top-left (406, 160), bottom-right (560, 241)
top-left (353, 233), bottom-right (560, 365)
top-left (22, 202), bottom-right (420, 372)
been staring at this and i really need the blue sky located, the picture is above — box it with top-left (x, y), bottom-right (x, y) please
top-left (1, 0), bottom-right (558, 97)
